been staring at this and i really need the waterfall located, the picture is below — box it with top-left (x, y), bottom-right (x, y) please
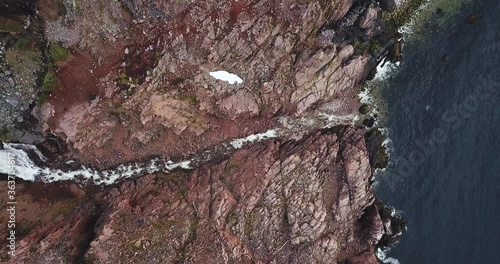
top-left (0, 143), bottom-right (44, 181)
top-left (0, 141), bottom-right (198, 185)
top-left (0, 113), bottom-right (353, 185)
top-left (0, 129), bottom-right (280, 185)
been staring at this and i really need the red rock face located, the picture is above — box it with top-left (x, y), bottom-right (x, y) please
top-left (1, 128), bottom-right (385, 263)
top-left (0, 0), bottom-right (397, 262)
top-left (35, 0), bottom-right (377, 167)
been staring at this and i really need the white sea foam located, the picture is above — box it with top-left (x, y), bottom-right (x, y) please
top-left (357, 60), bottom-right (398, 120)
top-left (379, 127), bottom-right (393, 149)
top-left (375, 61), bottom-right (400, 80)
top-left (356, 86), bottom-right (381, 127)
top-left (358, 88), bottom-right (373, 104)
top-left (395, 0), bottom-right (446, 40)
top-left (209, 70), bottom-right (243, 84)
top-left (376, 248), bottom-right (401, 264)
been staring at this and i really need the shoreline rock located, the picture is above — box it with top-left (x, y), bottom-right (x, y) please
top-left (0, 0), bottom-right (405, 262)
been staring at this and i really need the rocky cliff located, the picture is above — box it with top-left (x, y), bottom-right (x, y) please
top-left (0, 0), bottom-right (403, 263)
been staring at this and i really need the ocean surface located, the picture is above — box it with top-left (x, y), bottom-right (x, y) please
top-left (375, 0), bottom-right (500, 263)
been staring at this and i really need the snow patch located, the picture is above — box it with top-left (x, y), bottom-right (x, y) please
top-left (209, 70), bottom-right (243, 84)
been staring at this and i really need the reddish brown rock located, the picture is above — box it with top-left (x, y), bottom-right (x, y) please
top-left (0, 0), bottom-right (398, 262)
top-left (32, 0), bottom-right (379, 168)
top-left (1, 128), bottom-right (387, 263)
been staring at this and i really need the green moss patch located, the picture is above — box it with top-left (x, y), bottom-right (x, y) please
top-left (5, 39), bottom-right (43, 93)
top-left (42, 71), bottom-right (57, 91)
top-left (6, 38), bottom-right (42, 64)
top-left (15, 38), bottom-right (36, 51)
top-left (0, 127), bottom-right (11, 141)
top-left (112, 102), bottom-right (123, 109)
top-left (37, 94), bottom-right (49, 105)
top-left (49, 43), bottom-right (69, 61)
top-left (119, 71), bottom-right (139, 84)
top-left (0, 21), bottom-right (22, 34)
top-left (51, 198), bottom-right (79, 219)
top-left (178, 93), bottom-right (198, 105)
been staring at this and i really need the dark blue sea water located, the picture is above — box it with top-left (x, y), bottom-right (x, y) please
top-left (375, 0), bottom-right (500, 263)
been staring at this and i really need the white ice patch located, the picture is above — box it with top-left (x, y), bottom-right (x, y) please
top-left (230, 130), bottom-right (278, 149)
top-left (209, 70), bottom-right (243, 84)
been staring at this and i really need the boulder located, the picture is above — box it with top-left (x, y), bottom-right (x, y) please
top-left (359, 7), bottom-right (379, 30)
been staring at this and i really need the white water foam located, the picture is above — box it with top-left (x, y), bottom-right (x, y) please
top-left (8, 143), bottom-right (47, 162)
top-left (375, 61), bottom-right (400, 81)
top-left (379, 127), bottom-right (393, 150)
top-left (0, 128), bottom-right (280, 184)
top-left (318, 113), bottom-right (356, 127)
top-left (230, 129), bottom-right (279, 149)
top-left (358, 88), bottom-right (374, 104)
top-left (0, 143), bottom-right (42, 181)
top-left (0, 142), bottom-right (197, 185)
top-left (376, 248), bottom-right (401, 264)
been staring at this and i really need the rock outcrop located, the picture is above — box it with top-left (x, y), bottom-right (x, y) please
top-left (1, 127), bottom-right (391, 263)
top-left (30, 0), bottom-right (390, 167)
top-left (0, 0), bottom-right (404, 262)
